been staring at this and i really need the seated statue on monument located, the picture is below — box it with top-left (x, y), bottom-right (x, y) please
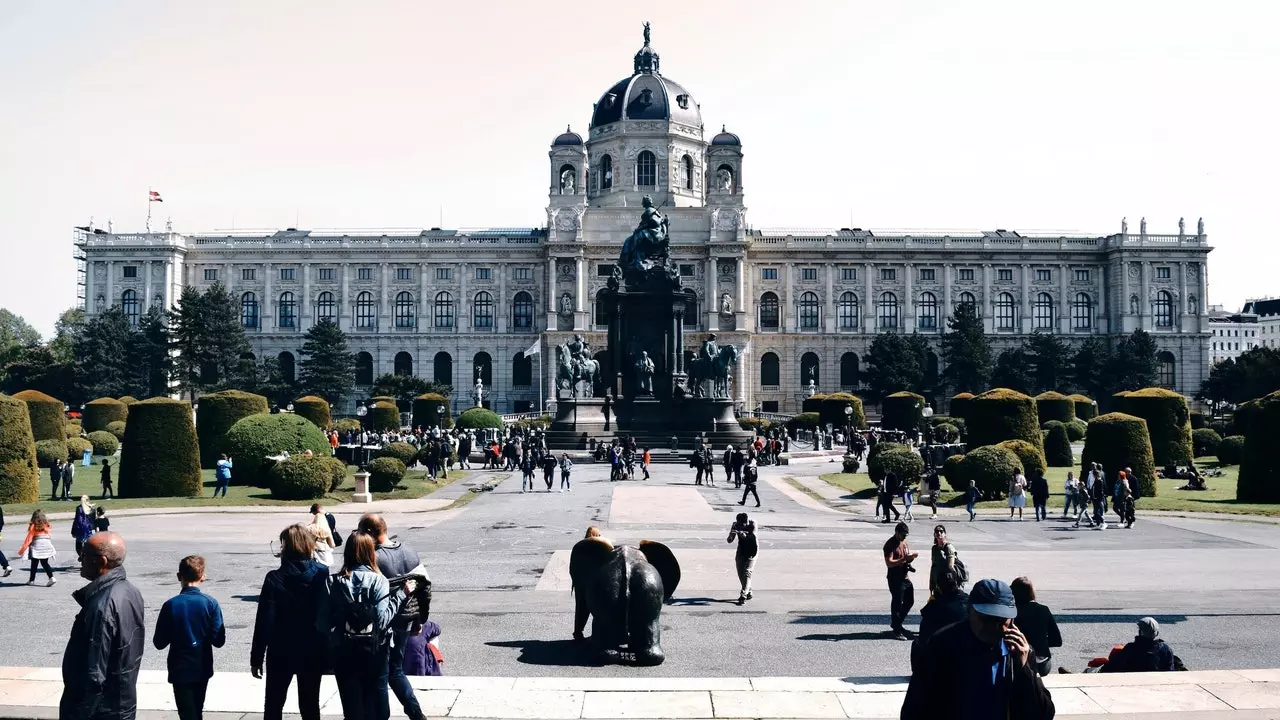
top-left (618, 195), bottom-right (679, 290)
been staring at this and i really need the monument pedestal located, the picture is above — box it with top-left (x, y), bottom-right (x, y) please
top-left (352, 471), bottom-right (373, 503)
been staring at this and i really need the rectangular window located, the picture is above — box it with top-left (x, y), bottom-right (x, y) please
top-left (842, 268), bottom-right (857, 281)
top-left (802, 267), bottom-right (818, 281)
top-left (357, 267), bottom-right (372, 280)
top-left (318, 268), bottom-right (335, 280)
top-left (958, 268), bottom-right (975, 281)
top-left (998, 269), bottom-right (1013, 282)
top-left (241, 268), bottom-right (256, 281)
top-left (762, 401), bottom-right (779, 413)
top-left (1157, 267), bottom-right (1171, 279)
top-left (435, 267), bottom-right (452, 281)
top-left (761, 268), bottom-right (778, 280)
top-left (475, 267), bottom-right (492, 280)
top-left (513, 267), bottom-right (531, 280)
top-left (1075, 269), bottom-right (1090, 282)
top-left (680, 264), bottom-right (696, 277)
top-left (597, 264), bottom-right (616, 277)
top-left (880, 268), bottom-right (896, 281)
top-left (203, 269), bottom-right (217, 281)
top-left (919, 268), bottom-right (936, 281)
top-left (279, 268), bottom-right (296, 281)
top-left (1035, 269), bottom-right (1051, 282)
top-left (123, 266), bottom-right (138, 278)
top-left (396, 267), bottom-right (413, 281)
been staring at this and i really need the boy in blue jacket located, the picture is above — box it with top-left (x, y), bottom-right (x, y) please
top-left (154, 555), bottom-right (226, 720)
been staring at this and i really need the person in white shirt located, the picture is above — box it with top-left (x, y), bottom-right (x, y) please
top-left (308, 504), bottom-right (336, 567)
top-left (1063, 472), bottom-right (1078, 518)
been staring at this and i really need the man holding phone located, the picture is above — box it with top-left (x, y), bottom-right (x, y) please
top-left (727, 513), bottom-right (757, 605)
top-left (902, 578), bottom-right (1055, 720)
top-left (883, 522), bottom-right (917, 640)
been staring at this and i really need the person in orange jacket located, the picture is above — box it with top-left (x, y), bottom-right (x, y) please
top-left (641, 448), bottom-right (651, 480)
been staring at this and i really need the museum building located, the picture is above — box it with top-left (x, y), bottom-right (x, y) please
top-left (74, 28), bottom-right (1213, 415)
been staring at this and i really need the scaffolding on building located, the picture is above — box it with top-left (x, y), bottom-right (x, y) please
top-left (73, 225), bottom-right (90, 311)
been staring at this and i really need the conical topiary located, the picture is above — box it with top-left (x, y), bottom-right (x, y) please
top-left (0, 394), bottom-right (40, 504)
top-left (119, 398), bottom-right (202, 498)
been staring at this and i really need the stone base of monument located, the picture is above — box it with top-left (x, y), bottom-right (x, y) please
top-left (547, 396), bottom-right (755, 450)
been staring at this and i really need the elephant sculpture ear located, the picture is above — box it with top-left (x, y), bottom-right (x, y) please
top-left (638, 540), bottom-right (681, 600)
top-left (569, 537), bottom-right (615, 592)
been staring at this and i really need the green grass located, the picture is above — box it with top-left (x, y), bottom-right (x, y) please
top-left (6, 460), bottom-right (467, 517)
top-left (819, 457), bottom-right (1280, 517)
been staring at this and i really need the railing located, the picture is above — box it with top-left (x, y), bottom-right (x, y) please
top-left (741, 410), bottom-right (795, 423)
top-left (748, 230), bottom-right (1205, 251)
top-left (501, 412), bottom-right (545, 423)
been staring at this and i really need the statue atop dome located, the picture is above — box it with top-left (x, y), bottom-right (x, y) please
top-left (643, 21), bottom-right (651, 46)
top-left (634, 21), bottom-right (660, 74)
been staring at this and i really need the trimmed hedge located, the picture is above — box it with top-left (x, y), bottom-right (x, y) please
top-left (83, 397), bottom-right (128, 432)
top-left (376, 441), bottom-right (418, 467)
top-left (1192, 428), bottom-right (1222, 458)
top-left (950, 393), bottom-right (976, 421)
top-left (0, 394), bottom-right (40, 503)
top-left (13, 390), bottom-right (65, 443)
top-left (334, 418), bottom-right (362, 435)
top-left (867, 442), bottom-right (924, 483)
top-left (1035, 391), bottom-right (1076, 424)
top-left (960, 445), bottom-right (1022, 499)
top-left (1218, 435), bottom-right (1245, 465)
top-left (197, 390), bottom-right (269, 469)
top-left (739, 417), bottom-right (775, 434)
top-left (118, 395), bottom-right (139, 405)
top-left (411, 393), bottom-right (453, 430)
top-left (223, 413), bottom-right (332, 487)
top-left (35, 439), bottom-right (66, 468)
top-left (368, 456), bottom-right (407, 492)
top-left (997, 439), bottom-right (1047, 478)
top-left (269, 455), bottom-right (333, 500)
top-left (67, 437), bottom-right (93, 462)
top-left (1119, 388), bottom-right (1193, 467)
top-left (87, 430), bottom-right (120, 456)
top-left (942, 453), bottom-right (967, 492)
top-left (786, 412), bottom-right (820, 431)
top-left (968, 388), bottom-right (1044, 454)
top-left (1067, 394), bottom-right (1097, 421)
top-left (118, 398), bottom-right (202, 498)
top-left (368, 401), bottom-right (401, 432)
top-left (1080, 412), bottom-right (1157, 497)
top-left (820, 393), bottom-right (867, 430)
top-left (934, 422), bottom-right (960, 444)
top-left (1043, 421), bottom-right (1074, 467)
top-left (457, 407), bottom-right (504, 431)
top-left (1239, 391), bottom-right (1280, 502)
top-left (322, 456), bottom-right (348, 491)
top-left (1190, 411), bottom-right (1207, 430)
top-left (802, 394), bottom-right (828, 414)
top-left (1065, 419), bottom-right (1088, 442)
top-left (881, 392), bottom-right (925, 432)
top-left (66, 420), bottom-right (82, 439)
top-left (1233, 400), bottom-right (1262, 437)
top-left (105, 420), bottom-right (126, 441)
top-left (293, 395), bottom-right (332, 429)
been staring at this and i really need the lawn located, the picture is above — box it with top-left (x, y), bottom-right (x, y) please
top-left (5, 461), bottom-right (466, 517)
top-left (818, 457), bottom-right (1280, 517)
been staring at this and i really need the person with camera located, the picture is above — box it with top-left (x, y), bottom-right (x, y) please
top-left (727, 513), bottom-right (758, 605)
top-left (883, 521), bottom-right (918, 641)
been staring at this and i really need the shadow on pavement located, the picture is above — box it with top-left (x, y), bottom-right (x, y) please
top-left (486, 639), bottom-right (605, 667)
top-left (798, 631), bottom-right (902, 642)
top-left (667, 597), bottom-right (740, 606)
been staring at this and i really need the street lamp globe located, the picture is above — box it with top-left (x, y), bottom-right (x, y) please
top-left (356, 405), bottom-right (368, 418)
top-left (844, 404), bottom-right (853, 417)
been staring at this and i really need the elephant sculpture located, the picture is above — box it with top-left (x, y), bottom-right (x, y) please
top-left (569, 532), bottom-right (681, 666)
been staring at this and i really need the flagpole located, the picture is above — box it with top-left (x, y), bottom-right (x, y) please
top-left (538, 337), bottom-right (543, 416)
top-left (145, 187), bottom-right (152, 233)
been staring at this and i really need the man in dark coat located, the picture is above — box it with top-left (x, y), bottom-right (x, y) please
top-left (1101, 617), bottom-right (1177, 673)
top-left (61, 532), bottom-right (146, 720)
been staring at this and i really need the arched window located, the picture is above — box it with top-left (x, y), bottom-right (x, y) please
top-left (801, 352), bottom-right (820, 387)
top-left (355, 351), bottom-right (374, 385)
top-left (1033, 292), bottom-right (1054, 331)
top-left (878, 292), bottom-right (898, 330)
top-left (682, 289), bottom-right (698, 327)
top-left (799, 292), bottom-right (820, 330)
top-left (241, 292), bottom-right (259, 329)
top-left (838, 292), bottom-right (859, 330)
top-left (513, 352), bottom-right (533, 386)
top-left (759, 292), bottom-right (780, 330)
top-left (394, 292), bottom-right (415, 328)
top-left (316, 291), bottom-right (336, 322)
top-left (1157, 351), bottom-right (1176, 388)
top-left (355, 291), bottom-right (376, 329)
top-left (559, 164), bottom-right (576, 195)
top-left (760, 352), bottom-right (781, 387)
top-left (594, 289), bottom-right (611, 327)
top-left (512, 291), bottom-right (534, 330)
top-left (394, 351), bottom-right (413, 376)
top-left (636, 150), bottom-right (656, 187)
top-left (434, 292), bottom-right (454, 329)
top-left (1154, 291), bottom-right (1174, 328)
top-left (121, 290), bottom-right (139, 328)
top-left (682, 154), bottom-right (694, 190)
top-left (840, 352), bottom-right (859, 387)
top-left (958, 292), bottom-right (978, 315)
top-left (433, 351), bottom-right (452, 386)
top-left (278, 351), bottom-right (296, 383)
top-left (473, 291), bottom-right (493, 329)
top-left (278, 291), bottom-right (297, 328)
top-left (600, 154), bottom-right (613, 190)
top-left (473, 352), bottom-right (492, 387)
top-left (995, 292), bottom-right (1016, 330)
top-left (1072, 293), bottom-right (1093, 331)
top-left (917, 292), bottom-right (938, 330)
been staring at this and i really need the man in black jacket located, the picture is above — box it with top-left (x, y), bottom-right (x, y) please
top-left (1101, 617), bottom-right (1177, 673)
top-left (359, 514), bottom-right (428, 720)
top-left (61, 532), bottom-right (146, 720)
top-left (902, 578), bottom-right (1055, 720)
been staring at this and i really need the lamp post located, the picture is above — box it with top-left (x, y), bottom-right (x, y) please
top-left (844, 404), bottom-right (854, 449)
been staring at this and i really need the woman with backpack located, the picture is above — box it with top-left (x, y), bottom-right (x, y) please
top-left (331, 531), bottom-right (410, 720)
top-left (928, 525), bottom-right (965, 596)
top-left (71, 496), bottom-right (95, 560)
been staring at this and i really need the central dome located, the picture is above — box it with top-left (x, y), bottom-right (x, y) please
top-left (590, 24), bottom-right (702, 129)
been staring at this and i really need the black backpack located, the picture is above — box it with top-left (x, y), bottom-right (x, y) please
top-left (337, 581), bottom-right (387, 659)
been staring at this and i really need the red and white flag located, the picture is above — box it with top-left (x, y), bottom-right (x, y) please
top-left (149, 190), bottom-right (163, 202)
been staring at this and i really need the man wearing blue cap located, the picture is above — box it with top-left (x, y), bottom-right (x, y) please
top-left (902, 578), bottom-right (1055, 720)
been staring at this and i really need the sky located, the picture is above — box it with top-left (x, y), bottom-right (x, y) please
top-left (2, 0), bottom-right (1277, 337)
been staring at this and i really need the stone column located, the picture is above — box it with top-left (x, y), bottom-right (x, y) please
top-left (224, 263), bottom-right (234, 293)
top-left (340, 263), bottom-right (349, 330)
top-left (420, 262), bottom-right (429, 330)
top-left (1020, 264), bottom-right (1031, 334)
top-left (547, 256), bottom-right (557, 328)
top-left (497, 264), bottom-right (508, 332)
top-left (706, 258), bottom-right (718, 329)
top-left (904, 263), bottom-right (914, 332)
top-left (460, 263), bottom-right (469, 331)
top-left (1120, 256), bottom-right (1130, 332)
top-left (783, 265), bottom-right (794, 332)
top-left (85, 260), bottom-right (96, 314)
top-left (1059, 263), bottom-right (1069, 334)
top-left (1197, 261), bottom-right (1207, 315)
top-left (1097, 264), bottom-right (1107, 333)
top-left (264, 262), bottom-right (274, 330)
top-left (943, 263), bottom-right (953, 324)
top-left (982, 264), bottom-right (993, 334)
top-left (143, 261), bottom-right (153, 313)
top-left (302, 262), bottom-right (312, 328)
top-left (824, 263), bottom-right (835, 332)
top-left (736, 257), bottom-right (745, 313)
top-left (1179, 261), bottom-right (1189, 331)
top-left (1140, 261), bottom-right (1150, 332)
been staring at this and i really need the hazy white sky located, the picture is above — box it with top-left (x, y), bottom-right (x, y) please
top-left (2, 1), bottom-right (1277, 336)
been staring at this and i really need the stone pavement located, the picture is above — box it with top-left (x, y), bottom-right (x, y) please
top-left (3, 668), bottom-right (1280, 718)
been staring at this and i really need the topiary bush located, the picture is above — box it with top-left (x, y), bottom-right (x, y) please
top-left (1118, 388), bottom-right (1193, 467)
top-left (968, 388), bottom-right (1044, 454)
top-left (376, 441), bottom-right (418, 467)
top-left (368, 456), bottom-right (407, 492)
top-left (1035, 391), bottom-right (1076, 424)
top-left (13, 390), bottom-right (66, 443)
top-left (269, 455), bottom-right (333, 500)
top-left (942, 453), bottom-right (967, 492)
top-left (197, 390), bottom-right (270, 469)
top-left (1190, 411), bottom-right (1207, 430)
top-left (1042, 421), bottom-right (1074, 467)
top-left (118, 395), bottom-right (139, 405)
top-left (1080, 412), bottom-right (1157, 498)
top-left (321, 456), bottom-right (348, 491)
top-left (66, 421), bottom-right (82, 439)
top-left (819, 393), bottom-right (866, 430)
top-left (881, 392), bottom-right (926, 432)
top-left (1239, 390), bottom-right (1280, 502)
top-left (35, 439), bottom-right (65, 469)
top-left (293, 395), bottom-right (332, 429)
top-left (1218, 435), bottom-right (1245, 465)
top-left (334, 418), bottom-right (362, 435)
top-left (368, 401), bottom-right (401, 432)
top-left (960, 445), bottom-right (1022, 499)
top-left (1065, 419), bottom-right (1088, 442)
top-left (223, 413), bottom-right (333, 487)
top-left (67, 437), bottom-right (94, 463)
top-left (801, 394), bottom-right (828, 414)
top-left (786, 412), bottom-right (820, 431)
top-left (457, 407), bottom-right (504, 431)
top-left (739, 417), bottom-right (774, 434)
top-left (86, 430), bottom-right (120, 457)
top-left (83, 397), bottom-right (128, 432)
top-left (1192, 428), bottom-right (1221, 458)
top-left (0, 394), bottom-right (40, 504)
top-left (119, 398), bottom-right (202, 498)
top-left (933, 422), bottom-right (960, 444)
top-left (997, 439), bottom-right (1047, 478)
top-left (411, 393), bottom-right (453, 430)
top-left (105, 420), bottom-right (126, 441)
top-left (1208, 419), bottom-right (1230, 437)
top-left (950, 393), bottom-right (976, 421)
top-left (1067, 394), bottom-right (1097, 421)
top-left (1232, 400), bottom-right (1262, 437)
top-left (867, 442), bottom-right (924, 483)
